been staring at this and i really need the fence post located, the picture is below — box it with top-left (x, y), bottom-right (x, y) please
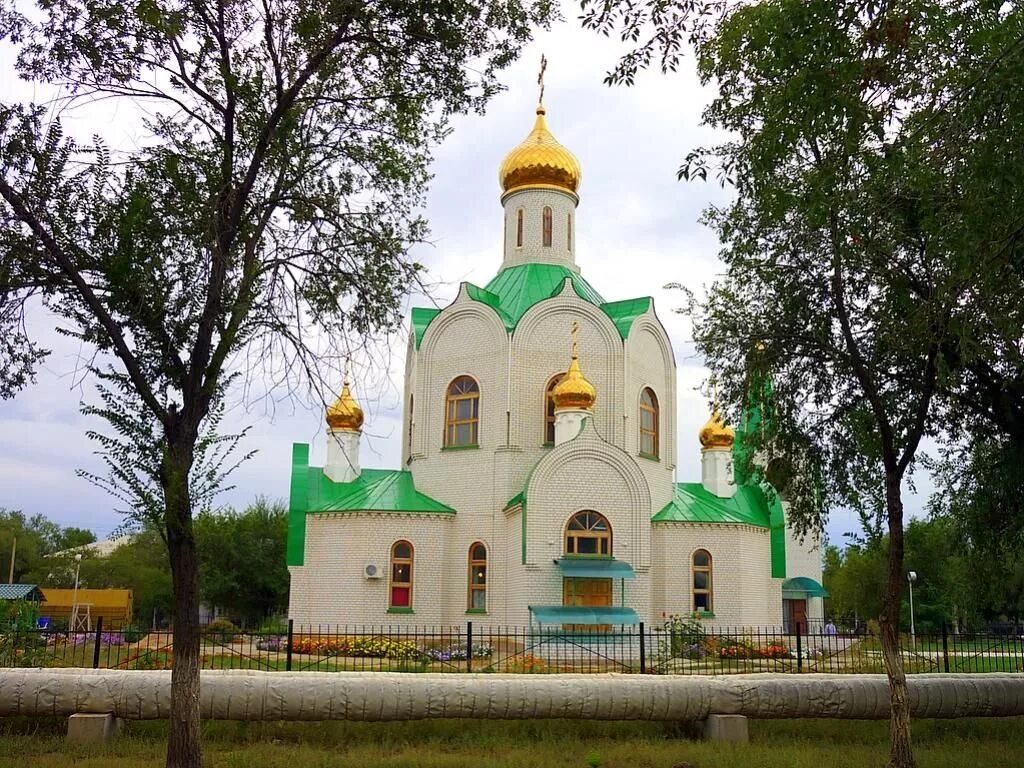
top-left (796, 621), bottom-right (803, 673)
top-left (941, 621), bottom-right (950, 673)
top-left (286, 619), bottom-right (294, 672)
top-left (639, 622), bottom-right (646, 674)
top-left (92, 616), bottom-right (104, 669)
top-left (466, 621), bottom-right (473, 673)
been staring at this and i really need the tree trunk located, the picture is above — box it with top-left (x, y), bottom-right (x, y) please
top-left (880, 469), bottom-right (915, 768)
top-left (164, 440), bottom-right (202, 768)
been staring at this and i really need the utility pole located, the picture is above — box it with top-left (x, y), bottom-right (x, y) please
top-left (7, 536), bottom-right (14, 583)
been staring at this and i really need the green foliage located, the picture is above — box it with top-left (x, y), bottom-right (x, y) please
top-left (202, 617), bottom-right (240, 641)
top-left (194, 498), bottom-right (289, 627)
top-left (0, 508), bottom-right (97, 584)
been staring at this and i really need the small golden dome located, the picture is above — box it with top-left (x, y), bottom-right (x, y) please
top-left (699, 408), bottom-right (735, 449)
top-left (326, 380), bottom-right (363, 432)
top-left (499, 104), bottom-right (581, 198)
top-left (552, 323), bottom-right (596, 411)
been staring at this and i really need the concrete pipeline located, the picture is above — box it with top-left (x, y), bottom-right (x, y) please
top-left (2, 670), bottom-right (1023, 722)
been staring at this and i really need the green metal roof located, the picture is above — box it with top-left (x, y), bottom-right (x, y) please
top-left (287, 443), bottom-right (453, 566)
top-left (411, 307), bottom-right (441, 348)
top-left (782, 577), bottom-right (829, 599)
top-left (483, 263), bottom-right (605, 325)
top-left (601, 297), bottom-right (653, 338)
top-left (529, 605), bottom-right (641, 625)
top-left (652, 483), bottom-right (773, 526)
top-left (556, 558), bottom-right (637, 580)
top-left (0, 584), bottom-right (43, 601)
top-left (410, 263), bottom-right (654, 348)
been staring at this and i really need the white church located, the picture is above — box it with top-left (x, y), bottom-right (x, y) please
top-left (285, 96), bottom-right (826, 631)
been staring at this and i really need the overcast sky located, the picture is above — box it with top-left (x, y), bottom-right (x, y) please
top-left (0, 7), bottom-right (928, 546)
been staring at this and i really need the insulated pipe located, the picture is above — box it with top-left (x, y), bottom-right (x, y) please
top-left (2, 670), bottom-right (1023, 722)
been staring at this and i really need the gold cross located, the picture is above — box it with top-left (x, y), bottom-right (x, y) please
top-left (538, 53), bottom-right (547, 105)
top-left (571, 320), bottom-right (578, 357)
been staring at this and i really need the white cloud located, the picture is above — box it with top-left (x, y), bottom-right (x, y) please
top-left (0, 7), bottom-right (923, 547)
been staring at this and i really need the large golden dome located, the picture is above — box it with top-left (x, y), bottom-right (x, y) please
top-left (326, 380), bottom-right (364, 432)
top-left (699, 408), bottom-right (735, 449)
top-left (552, 326), bottom-right (596, 411)
top-left (499, 104), bottom-right (581, 199)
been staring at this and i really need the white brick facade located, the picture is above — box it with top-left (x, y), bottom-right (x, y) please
top-left (286, 108), bottom-right (824, 631)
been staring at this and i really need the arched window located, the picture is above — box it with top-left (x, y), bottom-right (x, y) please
top-left (639, 388), bottom-right (659, 458)
top-left (567, 213), bottom-right (573, 251)
top-left (516, 208), bottom-right (524, 247)
top-left (565, 511), bottom-right (612, 556)
top-left (542, 206), bottom-right (553, 247)
top-left (544, 373), bottom-right (565, 444)
top-left (468, 542), bottom-right (487, 610)
top-left (692, 549), bottom-right (713, 612)
top-left (390, 540), bottom-right (414, 609)
top-left (445, 376), bottom-right (480, 447)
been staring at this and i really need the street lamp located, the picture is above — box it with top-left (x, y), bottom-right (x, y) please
top-left (907, 570), bottom-right (918, 649)
top-left (70, 553), bottom-right (83, 632)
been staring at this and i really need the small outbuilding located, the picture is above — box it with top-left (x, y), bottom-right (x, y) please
top-left (40, 588), bottom-right (133, 630)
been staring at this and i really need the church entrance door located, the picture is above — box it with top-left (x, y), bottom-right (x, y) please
top-left (563, 577), bottom-right (612, 631)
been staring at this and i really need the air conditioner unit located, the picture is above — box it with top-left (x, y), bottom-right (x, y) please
top-left (363, 563), bottom-right (383, 580)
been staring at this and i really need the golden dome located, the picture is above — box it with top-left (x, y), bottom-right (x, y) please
top-left (326, 380), bottom-right (363, 432)
top-left (552, 324), bottom-right (596, 411)
top-left (499, 104), bottom-right (581, 199)
top-left (699, 408), bottom-right (735, 449)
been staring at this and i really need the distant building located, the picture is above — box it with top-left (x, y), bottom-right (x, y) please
top-left (286, 95), bottom-right (826, 630)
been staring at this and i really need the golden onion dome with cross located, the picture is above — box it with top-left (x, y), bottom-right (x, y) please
top-left (699, 408), bottom-right (735, 449)
top-left (499, 57), bottom-right (580, 199)
top-left (326, 379), bottom-right (364, 432)
top-left (552, 322), bottom-right (596, 411)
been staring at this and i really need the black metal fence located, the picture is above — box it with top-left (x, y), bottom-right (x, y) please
top-left (2, 620), bottom-right (1022, 674)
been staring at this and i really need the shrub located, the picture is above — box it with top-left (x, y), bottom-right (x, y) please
top-left (203, 617), bottom-right (240, 641)
top-left (122, 627), bottom-right (144, 644)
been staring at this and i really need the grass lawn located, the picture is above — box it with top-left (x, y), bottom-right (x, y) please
top-left (0, 716), bottom-right (1022, 767)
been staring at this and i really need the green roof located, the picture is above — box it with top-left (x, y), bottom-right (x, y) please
top-left (410, 263), bottom-right (653, 348)
top-left (305, 467), bottom-right (454, 515)
top-left (287, 443), bottom-right (453, 566)
top-left (652, 483), bottom-right (773, 527)
top-left (411, 307), bottom-right (441, 348)
top-left (782, 577), bottom-right (829, 599)
top-left (601, 297), bottom-right (653, 338)
top-left (654, 482), bottom-right (788, 577)
top-left (482, 263), bottom-right (605, 325)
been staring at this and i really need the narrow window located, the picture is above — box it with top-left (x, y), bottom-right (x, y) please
top-left (565, 510), bottom-right (612, 556)
top-left (468, 542), bottom-right (487, 610)
top-left (542, 206), bottom-right (553, 247)
top-left (640, 388), bottom-right (659, 458)
top-left (390, 540), bottom-right (414, 609)
top-left (444, 375), bottom-right (480, 447)
top-left (567, 213), bottom-right (572, 251)
top-left (516, 209), bottom-right (524, 247)
top-left (407, 395), bottom-right (414, 457)
top-left (544, 372), bottom-right (565, 444)
top-left (693, 549), bottom-right (713, 613)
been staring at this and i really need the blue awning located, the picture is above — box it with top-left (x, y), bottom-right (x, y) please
top-left (782, 577), bottom-right (829, 599)
top-left (555, 558), bottom-right (637, 579)
top-left (529, 605), bottom-right (641, 625)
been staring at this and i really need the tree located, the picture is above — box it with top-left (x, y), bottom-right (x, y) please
top-left (194, 497), bottom-right (288, 627)
top-left (0, 2), bottom-right (552, 765)
top-left (581, 2), bottom-right (1024, 766)
top-left (0, 508), bottom-right (97, 582)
